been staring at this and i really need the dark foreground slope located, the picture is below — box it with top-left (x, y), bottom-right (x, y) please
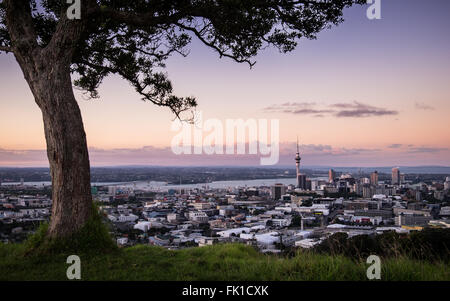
top-left (0, 243), bottom-right (448, 281)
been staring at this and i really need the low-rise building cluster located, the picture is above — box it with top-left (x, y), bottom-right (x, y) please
top-left (0, 193), bottom-right (51, 243)
top-left (1, 172), bottom-right (449, 252)
top-left (94, 173), bottom-right (450, 252)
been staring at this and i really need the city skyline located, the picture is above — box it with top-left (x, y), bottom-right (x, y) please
top-left (1, 0), bottom-right (449, 167)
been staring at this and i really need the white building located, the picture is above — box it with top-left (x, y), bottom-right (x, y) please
top-left (444, 177), bottom-right (450, 191)
top-left (167, 213), bottom-right (180, 223)
top-left (117, 237), bottom-right (129, 245)
top-left (188, 211), bottom-right (209, 223)
top-left (108, 186), bottom-right (117, 196)
top-left (439, 206), bottom-right (450, 217)
top-left (351, 215), bottom-right (383, 225)
top-left (271, 218), bottom-right (292, 227)
top-left (108, 213), bottom-right (138, 222)
top-left (240, 232), bottom-right (280, 246)
top-left (295, 238), bottom-right (322, 249)
top-left (198, 237), bottom-right (217, 247)
top-left (133, 221), bottom-right (163, 231)
top-left (217, 227), bottom-right (251, 238)
top-left (192, 202), bottom-right (211, 210)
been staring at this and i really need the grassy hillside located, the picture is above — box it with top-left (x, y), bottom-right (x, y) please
top-left (0, 242), bottom-right (448, 281)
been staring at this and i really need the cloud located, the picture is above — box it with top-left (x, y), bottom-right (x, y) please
top-left (332, 101), bottom-right (398, 118)
top-left (0, 148), bottom-right (47, 166)
top-left (388, 144), bottom-right (403, 149)
top-left (385, 144), bottom-right (448, 153)
top-left (407, 147), bottom-right (449, 153)
top-left (263, 102), bottom-right (333, 115)
top-left (0, 144), bottom-right (383, 167)
top-left (279, 142), bottom-right (380, 157)
top-left (1, 143), bottom-right (449, 167)
top-left (263, 101), bottom-right (398, 118)
top-left (415, 102), bottom-right (435, 111)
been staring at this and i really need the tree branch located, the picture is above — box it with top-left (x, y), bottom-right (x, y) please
top-left (4, 0), bottom-right (39, 54)
top-left (44, 0), bottom-right (98, 60)
top-left (0, 45), bottom-right (12, 53)
top-left (175, 22), bottom-right (255, 67)
top-left (90, 6), bottom-right (187, 28)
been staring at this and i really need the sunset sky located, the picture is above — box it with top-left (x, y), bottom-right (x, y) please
top-left (0, 0), bottom-right (449, 167)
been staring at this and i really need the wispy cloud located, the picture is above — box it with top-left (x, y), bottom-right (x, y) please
top-left (407, 147), bottom-right (449, 153)
top-left (280, 143), bottom-right (381, 157)
top-left (386, 144), bottom-right (449, 154)
top-left (388, 144), bottom-right (403, 149)
top-left (415, 102), bottom-right (435, 111)
top-left (263, 101), bottom-right (399, 118)
top-left (263, 102), bottom-right (334, 115)
top-left (331, 101), bottom-right (398, 118)
top-left (0, 144), bottom-right (386, 167)
top-left (1, 143), bottom-right (449, 167)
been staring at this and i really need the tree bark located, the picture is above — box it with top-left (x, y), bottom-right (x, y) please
top-left (4, 0), bottom-right (94, 240)
top-left (30, 63), bottom-right (93, 239)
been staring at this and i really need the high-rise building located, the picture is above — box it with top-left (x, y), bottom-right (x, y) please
top-left (362, 185), bottom-right (373, 198)
top-left (444, 177), bottom-right (450, 191)
top-left (297, 174), bottom-right (308, 190)
top-left (362, 177), bottom-right (370, 185)
top-left (294, 137), bottom-right (310, 190)
top-left (108, 186), bottom-right (117, 196)
top-left (370, 171), bottom-right (379, 186)
top-left (392, 167), bottom-right (401, 185)
top-left (271, 183), bottom-right (286, 201)
top-left (328, 169), bottom-right (336, 183)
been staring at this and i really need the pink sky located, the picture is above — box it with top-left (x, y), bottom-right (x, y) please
top-left (0, 1), bottom-right (449, 167)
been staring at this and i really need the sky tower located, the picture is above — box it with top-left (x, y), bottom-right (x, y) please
top-left (295, 137), bottom-right (301, 188)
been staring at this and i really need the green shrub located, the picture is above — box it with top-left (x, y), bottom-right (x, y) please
top-left (24, 205), bottom-right (117, 256)
top-left (315, 228), bottom-right (450, 262)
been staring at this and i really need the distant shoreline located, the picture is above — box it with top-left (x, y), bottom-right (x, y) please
top-left (0, 178), bottom-right (303, 189)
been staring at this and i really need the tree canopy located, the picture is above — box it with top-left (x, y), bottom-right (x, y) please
top-left (0, 0), bottom-right (364, 119)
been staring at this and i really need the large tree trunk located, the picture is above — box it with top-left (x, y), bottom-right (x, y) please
top-left (32, 64), bottom-right (93, 239)
top-left (4, 0), bottom-right (93, 240)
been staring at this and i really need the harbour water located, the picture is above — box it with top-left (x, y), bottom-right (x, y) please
top-left (1, 177), bottom-right (329, 191)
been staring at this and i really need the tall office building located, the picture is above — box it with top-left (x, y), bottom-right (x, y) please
top-left (392, 167), bottom-right (401, 185)
top-left (329, 169), bottom-right (336, 183)
top-left (370, 171), bottom-right (379, 186)
top-left (444, 177), bottom-right (450, 191)
top-left (271, 183), bottom-right (286, 201)
top-left (297, 174), bottom-right (308, 190)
